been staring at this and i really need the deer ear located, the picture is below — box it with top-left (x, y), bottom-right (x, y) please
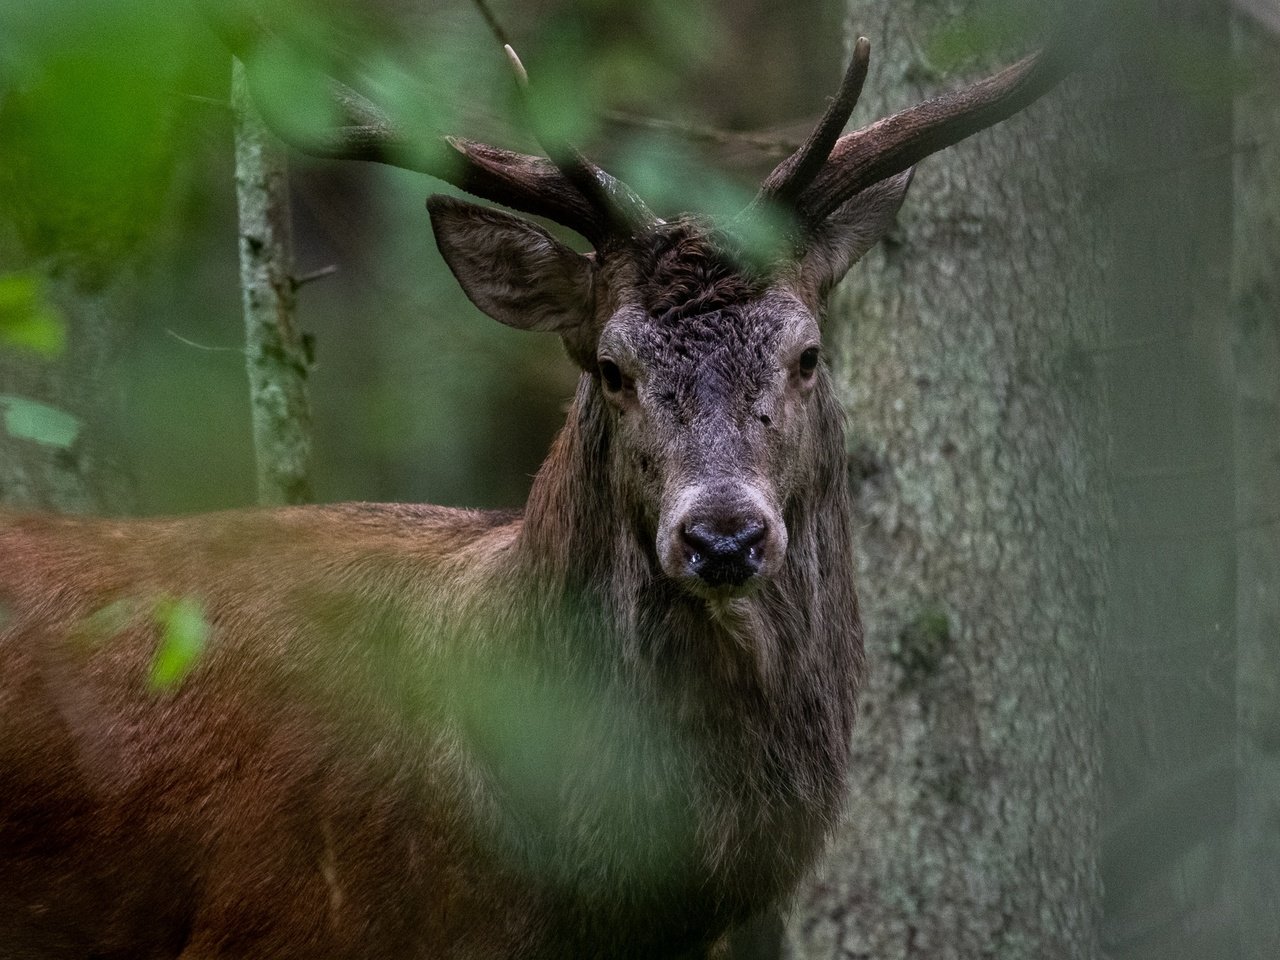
top-left (796, 168), bottom-right (914, 299)
top-left (428, 195), bottom-right (595, 335)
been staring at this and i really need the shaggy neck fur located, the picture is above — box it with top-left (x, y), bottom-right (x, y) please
top-left (480, 371), bottom-right (864, 951)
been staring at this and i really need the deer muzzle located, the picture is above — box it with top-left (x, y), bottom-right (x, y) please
top-left (658, 482), bottom-right (787, 596)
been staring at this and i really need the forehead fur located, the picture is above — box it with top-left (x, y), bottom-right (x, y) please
top-left (600, 221), bottom-right (815, 417)
top-left (633, 220), bottom-right (764, 323)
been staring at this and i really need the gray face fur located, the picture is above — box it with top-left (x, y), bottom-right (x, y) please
top-left (595, 265), bottom-right (818, 599)
top-left (427, 172), bottom-right (912, 600)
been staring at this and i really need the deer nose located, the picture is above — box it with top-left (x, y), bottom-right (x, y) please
top-left (681, 517), bottom-right (768, 588)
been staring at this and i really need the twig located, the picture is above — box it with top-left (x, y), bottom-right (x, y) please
top-left (165, 329), bottom-right (245, 354)
top-left (466, 0), bottom-right (798, 158)
top-left (1088, 140), bottom-right (1268, 201)
top-left (600, 111), bottom-right (801, 156)
top-left (183, 93), bottom-right (233, 110)
top-left (291, 264), bottom-right (339, 290)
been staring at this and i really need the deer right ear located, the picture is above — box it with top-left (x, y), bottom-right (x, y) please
top-left (428, 195), bottom-right (596, 336)
top-left (794, 168), bottom-right (914, 301)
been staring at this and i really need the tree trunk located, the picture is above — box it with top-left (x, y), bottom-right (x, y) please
top-left (1099, 2), bottom-right (1238, 957)
top-left (1232, 13), bottom-right (1280, 958)
top-left (232, 59), bottom-right (314, 507)
top-left (0, 264), bottom-right (133, 514)
top-left (785, 2), bottom-right (1105, 957)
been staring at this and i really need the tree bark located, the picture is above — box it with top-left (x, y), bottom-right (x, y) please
top-left (785, 2), bottom-right (1105, 957)
top-left (1232, 14), bottom-right (1280, 958)
top-left (1098, 3), bottom-right (1238, 957)
top-left (0, 266), bottom-right (133, 514)
top-left (232, 59), bottom-right (314, 507)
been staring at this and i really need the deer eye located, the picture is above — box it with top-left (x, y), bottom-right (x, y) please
top-left (794, 346), bottom-right (821, 382)
top-left (598, 358), bottom-right (633, 396)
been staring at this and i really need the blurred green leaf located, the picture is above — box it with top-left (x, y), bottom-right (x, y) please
top-left (246, 36), bottom-right (342, 150)
top-left (73, 597), bottom-right (142, 650)
top-left (0, 395), bottom-right (81, 448)
top-left (449, 645), bottom-right (698, 886)
top-left (148, 596), bottom-right (210, 693)
top-left (522, 0), bottom-right (720, 135)
top-left (360, 51), bottom-right (461, 174)
top-left (0, 0), bottom-right (210, 270)
top-left (615, 135), bottom-right (793, 260)
top-left (524, 22), bottom-right (600, 146)
top-left (0, 272), bottom-right (66, 357)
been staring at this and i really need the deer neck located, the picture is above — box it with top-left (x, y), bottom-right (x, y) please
top-left (496, 375), bottom-right (862, 914)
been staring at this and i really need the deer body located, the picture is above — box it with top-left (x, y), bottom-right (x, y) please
top-left (1, 23), bottom-right (1073, 958)
top-left (0, 314), bottom-right (860, 957)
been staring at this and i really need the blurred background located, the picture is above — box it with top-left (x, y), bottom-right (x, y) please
top-left (1, 1), bottom-right (1277, 958)
top-left (0, 0), bottom-right (852, 513)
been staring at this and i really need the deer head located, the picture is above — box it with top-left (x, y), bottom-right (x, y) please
top-left (228, 25), bottom-right (1074, 601)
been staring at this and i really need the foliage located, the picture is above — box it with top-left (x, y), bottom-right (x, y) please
top-left (148, 596), bottom-right (211, 693)
top-left (0, 394), bottom-right (79, 447)
top-left (1, 0), bottom-right (803, 512)
top-left (70, 593), bottom-right (211, 693)
top-left (0, 272), bottom-right (65, 356)
top-left (0, 0), bottom-right (218, 274)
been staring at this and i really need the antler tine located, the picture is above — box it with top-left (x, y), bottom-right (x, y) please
top-left (795, 37), bottom-right (1082, 225)
top-left (218, 13), bottom-right (649, 245)
top-left (758, 36), bottom-right (872, 207)
top-left (501, 44), bottom-right (659, 241)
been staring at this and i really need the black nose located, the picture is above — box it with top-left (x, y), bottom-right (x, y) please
top-left (681, 517), bottom-right (767, 587)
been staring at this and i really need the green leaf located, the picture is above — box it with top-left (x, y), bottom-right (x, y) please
top-left (0, 273), bottom-right (66, 357)
top-left (615, 136), bottom-right (794, 261)
top-left (0, 0), bottom-right (199, 265)
top-left (247, 37), bottom-right (342, 151)
top-left (0, 395), bottom-right (81, 448)
top-left (358, 53), bottom-right (458, 173)
top-left (148, 596), bottom-right (210, 693)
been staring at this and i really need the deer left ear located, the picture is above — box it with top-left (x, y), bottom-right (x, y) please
top-left (428, 195), bottom-right (596, 337)
top-left (795, 168), bottom-right (914, 300)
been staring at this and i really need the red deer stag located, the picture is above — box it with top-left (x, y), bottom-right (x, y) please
top-left (0, 25), bottom-right (1075, 960)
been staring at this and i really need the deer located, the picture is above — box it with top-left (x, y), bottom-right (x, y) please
top-left (0, 20), bottom-right (1076, 960)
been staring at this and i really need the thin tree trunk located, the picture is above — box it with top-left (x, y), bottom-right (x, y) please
top-left (232, 59), bottom-right (314, 507)
top-left (786, 2), bottom-right (1105, 957)
top-left (1232, 14), bottom-right (1280, 958)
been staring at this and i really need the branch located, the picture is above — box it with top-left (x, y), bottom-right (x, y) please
top-left (600, 111), bottom-right (800, 157)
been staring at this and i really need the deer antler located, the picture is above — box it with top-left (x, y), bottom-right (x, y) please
top-left (499, 44), bottom-right (658, 240)
top-left (756, 31), bottom-right (1083, 227)
top-left (217, 12), bottom-right (655, 246)
top-left (757, 37), bottom-right (871, 207)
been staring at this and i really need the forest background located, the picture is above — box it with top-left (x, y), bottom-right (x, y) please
top-left (1, 0), bottom-right (1277, 957)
